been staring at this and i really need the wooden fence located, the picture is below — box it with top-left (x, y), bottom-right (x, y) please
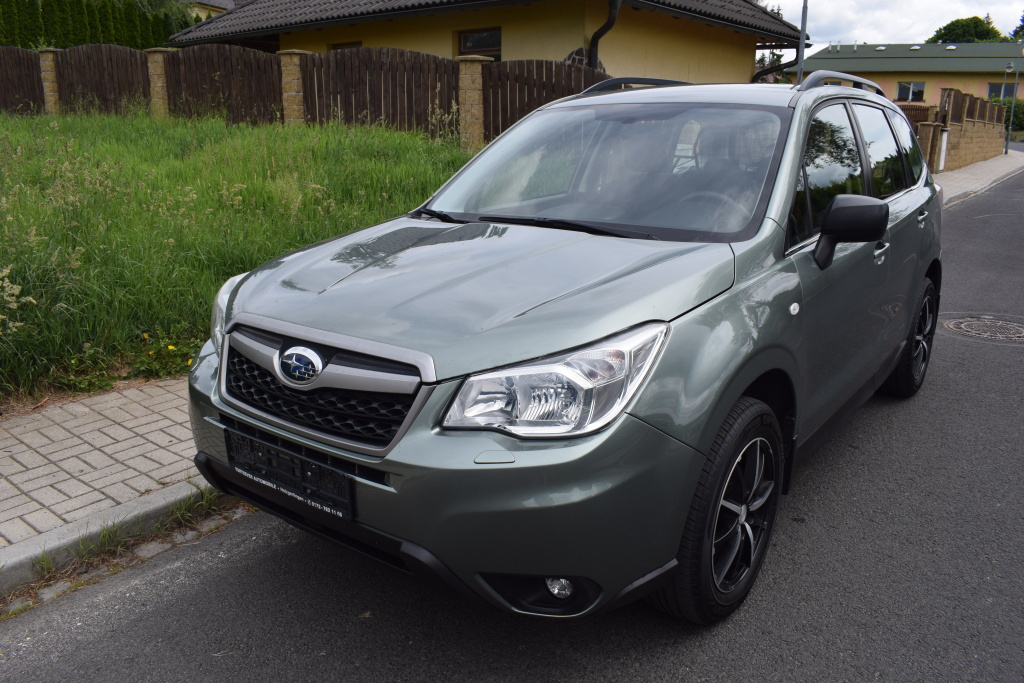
top-left (482, 60), bottom-right (609, 140)
top-left (164, 44), bottom-right (282, 124)
top-left (0, 47), bottom-right (45, 115)
top-left (300, 48), bottom-right (459, 135)
top-left (54, 44), bottom-right (150, 113)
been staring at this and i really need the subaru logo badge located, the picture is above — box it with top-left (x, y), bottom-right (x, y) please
top-left (279, 347), bottom-right (323, 385)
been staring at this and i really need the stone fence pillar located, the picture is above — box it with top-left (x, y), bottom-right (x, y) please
top-left (456, 56), bottom-right (492, 149)
top-left (144, 48), bottom-right (174, 119)
top-left (277, 50), bottom-right (311, 125)
top-left (37, 49), bottom-right (60, 115)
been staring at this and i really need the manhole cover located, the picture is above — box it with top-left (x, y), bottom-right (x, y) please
top-left (943, 316), bottom-right (1024, 342)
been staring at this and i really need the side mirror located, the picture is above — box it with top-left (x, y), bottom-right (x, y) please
top-left (813, 195), bottom-right (889, 270)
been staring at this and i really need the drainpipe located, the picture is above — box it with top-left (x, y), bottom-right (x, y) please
top-left (588, 0), bottom-right (623, 70)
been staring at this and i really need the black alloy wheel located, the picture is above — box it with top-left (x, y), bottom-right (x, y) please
top-left (882, 278), bottom-right (937, 397)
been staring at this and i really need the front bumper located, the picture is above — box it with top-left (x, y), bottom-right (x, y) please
top-left (188, 340), bottom-right (704, 617)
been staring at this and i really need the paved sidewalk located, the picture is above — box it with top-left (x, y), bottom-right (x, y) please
top-left (3, 147), bottom-right (1024, 598)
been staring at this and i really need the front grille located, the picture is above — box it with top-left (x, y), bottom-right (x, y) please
top-left (225, 348), bottom-right (414, 447)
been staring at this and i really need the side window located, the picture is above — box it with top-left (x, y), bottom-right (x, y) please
top-left (852, 104), bottom-right (908, 198)
top-left (888, 112), bottom-right (925, 185)
top-left (790, 104), bottom-right (865, 246)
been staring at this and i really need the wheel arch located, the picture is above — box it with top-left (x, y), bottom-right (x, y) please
top-left (926, 258), bottom-right (942, 295)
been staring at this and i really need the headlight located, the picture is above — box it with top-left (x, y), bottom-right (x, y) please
top-left (443, 323), bottom-right (668, 437)
top-left (210, 273), bottom-right (248, 356)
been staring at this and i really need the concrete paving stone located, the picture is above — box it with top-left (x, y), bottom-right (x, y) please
top-left (0, 456), bottom-right (26, 477)
top-left (59, 456), bottom-right (95, 477)
top-left (172, 529), bottom-right (199, 543)
top-left (133, 418), bottom-right (174, 435)
top-left (140, 385), bottom-right (172, 399)
top-left (146, 430), bottom-right (179, 448)
top-left (18, 470), bottom-right (72, 492)
top-left (99, 424), bottom-right (135, 442)
top-left (53, 479), bottom-right (94, 498)
top-left (11, 450), bottom-right (48, 469)
top-left (121, 412), bottom-right (167, 431)
top-left (0, 479), bottom-right (20, 500)
top-left (38, 405), bottom-right (77, 422)
top-left (151, 460), bottom-right (194, 483)
top-left (14, 430), bottom-right (53, 450)
top-left (0, 517), bottom-right (38, 543)
top-left (224, 507), bottom-right (251, 521)
top-left (121, 402), bottom-right (154, 419)
top-left (23, 508), bottom-right (65, 534)
top-left (120, 388), bottom-right (149, 402)
top-left (80, 451), bottom-right (116, 470)
top-left (123, 454), bottom-right (161, 473)
top-left (88, 468), bottom-right (138, 490)
top-left (96, 406), bottom-right (134, 423)
top-left (124, 473), bottom-right (161, 494)
top-left (38, 581), bottom-right (72, 602)
top-left (160, 407), bottom-right (190, 424)
top-left (197, 515), bottom-right (227, 533)
top-left (0, 435), bottom-right (19, 449)
top-left (60, 415), bottom-right (114, 432)
top-left (36, 436), bottom-right (86, 457)
top-left (147, 449), bottom-right (184, 467)
top-left (50, 490), bottom-right (106, 516)
top-left (168, 440), bottom-right (196, 457)
top-left (139, 400), bottom-right (185, 417)
top-left (78, 463), bottom-right (125, 484)
top-left (0, 535), bottom-right (9, 547)
top-left (8, 463), bottom-right (59, 486)
top-left (162, 424), bottom-right (193, 442)
top-left (26, 486), bottom-right (70, 507)
top-left (134, 540), bottom-right (173, 559)
top-left (80, 429), bottom-right (116, 449)
top-left (0, 493), bottom-right (32, 514)
top-left (0, 500), bottom-right (42, 524)
top-left (100, 435), bottom-right (149, 456)
top-left (61, 497), bottom-right (116, 523)
top-left (4, 597), bottom-right (31, 614)
top-left (45, 442), bottom-right (97, 463)
top-left (0, 441), bottom-right (29, 458)
top-left (102, 482), bottom-right (139, 504)
top-left (0, 425), bottom-right (10, 440)
top-left (108, 442), bottom-right (163, 465)
top-left (38, 424), bottom-right (74, 443)
top-left (79, 393), bottom-right (129, 408)
top-left (3, 416), bottom-right (50, 433)
top-left (62, 402), bottom-right (97, 417)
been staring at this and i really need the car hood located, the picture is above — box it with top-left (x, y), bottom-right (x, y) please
top-left (229, 219), bottom-right (734, 380)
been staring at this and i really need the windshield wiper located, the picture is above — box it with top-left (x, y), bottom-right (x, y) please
top-left (477, 215), bottom-right (658, 240)
top-left (410, 207), bottom-right (467, 223)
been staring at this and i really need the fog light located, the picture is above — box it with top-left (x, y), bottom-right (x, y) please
top-left (545, 577), bottom-right (574, 599)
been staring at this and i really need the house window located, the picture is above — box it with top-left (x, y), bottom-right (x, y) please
top-left (459, 28), bottom-right (501, 61)
top-left (988, 82), bottom-right (1019, 99)
top-left (331, 42), bottom-right (363, 50)
top-left (896, 82), bottom-right (925, 102)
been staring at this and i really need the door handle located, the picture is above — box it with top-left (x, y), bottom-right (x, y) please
top-left (873, 241), bottom-right (890, 265)
top-left (917, 211), bottom-right (928, 226)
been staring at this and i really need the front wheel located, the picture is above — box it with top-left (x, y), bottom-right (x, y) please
top-left (649, 397), bottom-right (783, 624)
top-left (881, 278), bottom-right (937, 398)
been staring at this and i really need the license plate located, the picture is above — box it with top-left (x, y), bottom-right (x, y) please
top-left (225, 430), bottom-right (354, 520)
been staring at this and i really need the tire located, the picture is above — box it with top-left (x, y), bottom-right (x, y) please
top-left (881, 278), bottom-right (937, 398)
top-left (649, 397), bottom-right (783, 624)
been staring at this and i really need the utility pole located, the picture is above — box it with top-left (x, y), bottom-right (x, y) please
top-left (796, 0), bottom-right (809, 85)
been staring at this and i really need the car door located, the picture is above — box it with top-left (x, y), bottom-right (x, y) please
top-left (787, 101), bottom-right (890, 439)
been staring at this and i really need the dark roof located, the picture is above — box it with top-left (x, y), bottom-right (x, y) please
top-left (795, 42), bottom-right (1024, 74)
top-left (169, 0), bottom-right (800, 47)
top-left (181, 0), bottom-right (236, 9)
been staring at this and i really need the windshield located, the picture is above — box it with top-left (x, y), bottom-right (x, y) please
top-left (429, 102), bottom-right (788, 242)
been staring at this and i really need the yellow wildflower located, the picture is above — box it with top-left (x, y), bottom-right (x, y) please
top-left (167, 345), bottom-right (175, 350)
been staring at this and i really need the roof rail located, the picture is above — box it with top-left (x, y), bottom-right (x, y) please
top-left (581, 77), bottom-right (691, 95)
top-left (795, 71), bottom-right (885, 97)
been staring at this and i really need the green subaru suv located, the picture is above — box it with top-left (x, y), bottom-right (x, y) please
top-left (188, 71), bottom-right (942, 623)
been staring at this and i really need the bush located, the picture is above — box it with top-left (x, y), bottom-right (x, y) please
top-left (989, 96), bottom-right (1024, 133)
top-left (0, 114), bottom-right (471, 396)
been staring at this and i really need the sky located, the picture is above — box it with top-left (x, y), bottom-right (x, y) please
top-left (767, 1), bottom-right (1023, 48)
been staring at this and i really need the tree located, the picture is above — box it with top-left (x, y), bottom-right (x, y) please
top-left (122, 0), bottom-right (141, 49)
top-left (98, 0), bottom-right (114, 43)
top-left (0, 0), bottom-right (11, 46)
top-left (1013, 11), bottom-right (1024, 40)
top-left (86, 0), bottom-right (99, 43)
top-left (149, 11), bottom-right (162, 45)
top-left (2, 0), bottom-right (20, 47)
top-left (925, 16), bottom-right (1007, 43)
top-left (20, 0), bottom-right (43, 47)
top-left (68, 0), bottom-right (87, 44)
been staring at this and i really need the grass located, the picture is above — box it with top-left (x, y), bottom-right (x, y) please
top-left (0, 113), bottom-right (471, 397)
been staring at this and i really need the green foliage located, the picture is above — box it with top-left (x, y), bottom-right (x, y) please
top-left (66, 0), bottom-right (85, 45)
top-left (925, 16), bottom-right (1008, 43)
top-left (85, 0), bottom-right (99, 43)
top-left (1014, 11), bottom-right (1024, 40)
top-left (137, 1), bottom-right (151, 47)
top-left (20, 0), bottom-right (43, 48)
top-left (98, 0), bottom-right (113, 43)
top-left (0, 114), bottom-right (471, 396)
top-left (1, 0), bottom-right (20, 47)
top-left (122, 0), bottom-right (140, 49)
top-left (0, 0), bottom-right (10, 46)
top-left (148, 9), bottom-right (160, 45)
top-left (39, 0), bottom-right (57, 46)
top-left (34, 550), bottom-right (57, 578)
top-left (53, 0), bottom-right (71, 47)
top-left (990, 96), bottom-right (1024, 133)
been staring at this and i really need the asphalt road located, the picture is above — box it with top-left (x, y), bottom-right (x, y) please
top-left (3, 174), bottom-right (1023, 682)
top-left (1009, 141), bottom-right (1024, 153)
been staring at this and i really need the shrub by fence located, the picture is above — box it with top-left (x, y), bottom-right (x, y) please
top-left (301, 48), bottom-right (459, 136)
top-left (54, 44), bottom-right (150, 113)
top-left (0, 46), bottom-right (45, 115)
top-left (483, 60), bottom-right (609, 139)
top-left (165, 44), bottom-right (282, 124)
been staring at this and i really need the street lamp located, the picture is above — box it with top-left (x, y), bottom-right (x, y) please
top-left (1007, 54), bottom-right (1022, 155)
top-left (1001, 62), bottom-right (1012, 99)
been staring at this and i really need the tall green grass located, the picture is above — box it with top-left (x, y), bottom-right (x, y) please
top-left (0, 113), bottom-right (471, 396)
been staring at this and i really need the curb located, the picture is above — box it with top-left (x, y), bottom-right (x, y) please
top-left (941, 159), bottom-right (1024, 207)
top-left (0, 474), bottom-right (211, 597)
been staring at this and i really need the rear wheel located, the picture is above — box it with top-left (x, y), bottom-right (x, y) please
top-left (882, 278), bottom-right (937, 397)
top-left (649, 397), bottom-right (782, 624)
